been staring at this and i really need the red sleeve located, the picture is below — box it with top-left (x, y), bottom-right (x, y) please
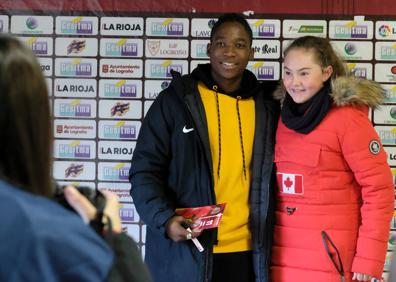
top-left (339, 107), bottom-right (394, 278)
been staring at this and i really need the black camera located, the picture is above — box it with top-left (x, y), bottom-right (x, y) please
top-left (53, 184), bottom-right (106, 213)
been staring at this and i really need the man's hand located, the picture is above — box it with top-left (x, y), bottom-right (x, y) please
top-left (165, 215), bottom-right (201, 242)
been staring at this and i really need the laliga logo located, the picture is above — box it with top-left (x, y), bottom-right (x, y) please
top-left (379, 25), bottom-right (392, 37)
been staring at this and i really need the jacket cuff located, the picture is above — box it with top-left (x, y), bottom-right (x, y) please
top-left (351, 256), bottom-right (386, 279)
top-left (155, 210), bottom-right (176, 237)
top-left (351, 236), bottom-right (388, 278)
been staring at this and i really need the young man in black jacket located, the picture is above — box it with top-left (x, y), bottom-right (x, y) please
top-left (130, 13), bottom-right (279, 282)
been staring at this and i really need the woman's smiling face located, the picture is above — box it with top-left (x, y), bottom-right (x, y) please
top-left (283, 48), bottom-right (333, 104)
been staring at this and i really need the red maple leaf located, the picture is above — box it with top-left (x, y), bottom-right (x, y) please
top-left (284, 177), bottom-right (293, 188)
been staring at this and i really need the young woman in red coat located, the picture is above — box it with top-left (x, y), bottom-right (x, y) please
top-left (271, 36), bottom-right (394, 282)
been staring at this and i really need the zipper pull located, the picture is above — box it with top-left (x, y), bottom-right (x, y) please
top-left (286, 207), bottom-right (296, 215)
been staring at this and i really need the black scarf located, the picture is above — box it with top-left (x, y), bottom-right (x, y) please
top-left (281, 79), bottom-right (332, 134)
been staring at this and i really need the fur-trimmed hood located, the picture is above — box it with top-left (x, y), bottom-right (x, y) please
top-left (273, 76), bottom-right (386, 109)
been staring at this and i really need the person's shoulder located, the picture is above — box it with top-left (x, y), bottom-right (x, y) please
top-left (169, 71), bottom-right (197, 95)
top-left (0, 180), bottom-right (71, 221)
top-left (256, 80), bottom-right (281, 101)
top-left (259, 80), bottom-right (280, 92)
top-left (0, 181), bottom-right (113, 281)
top-left (152, 72), bottom-right (197, 109)
top-left (0, 180), bottom-right (50, 223)
top-left (155, 71), bottom-right (194, 100)
top-left (325, 105), bottom-right (371, 135)
top-left (253, 81), bottom-right (281, 114)
top-left (0, 180), bottom-right (103, 242)
top-left (331, 104), bottom-right (369, 120)
top-left (0, 180), bottom-right (38, 243)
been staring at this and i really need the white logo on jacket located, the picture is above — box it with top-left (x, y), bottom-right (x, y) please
top-left (182, 125), bottom-right (194, 133)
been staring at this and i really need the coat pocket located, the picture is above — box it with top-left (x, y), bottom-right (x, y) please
top-left (275, 143), bottom-right (321, 167)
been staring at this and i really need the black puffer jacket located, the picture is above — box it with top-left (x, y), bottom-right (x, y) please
top-left (130, 64), bottom-right (279, 282)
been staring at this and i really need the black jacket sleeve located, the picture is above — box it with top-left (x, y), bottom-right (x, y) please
top-left (104, 232), bottom-right (152, 282)
top-left (129, 90), bottom-right (177, 236)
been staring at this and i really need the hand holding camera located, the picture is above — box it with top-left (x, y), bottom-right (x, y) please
top-left (63, 186), bottom-right (122, 234)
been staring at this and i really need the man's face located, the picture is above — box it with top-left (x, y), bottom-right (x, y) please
top-left (207, 22), bottom-right (253, 92)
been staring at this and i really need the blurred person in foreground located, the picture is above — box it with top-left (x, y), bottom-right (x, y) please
top-left (0, 35), bottom-right (151, 282)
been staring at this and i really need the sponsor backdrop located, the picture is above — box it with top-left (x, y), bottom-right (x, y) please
top-left (1, 3), bottom-right (396, 279)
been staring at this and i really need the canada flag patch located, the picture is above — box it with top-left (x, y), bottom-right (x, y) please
top-left (277, 173), bottom-right (304, 195)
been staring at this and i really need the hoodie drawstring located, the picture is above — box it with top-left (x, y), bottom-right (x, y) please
top-left (213, 86), bottom-right (247, 180)
top-left (236, 96), bottom-right (247, 180)
top-left (213, 85), bottom-right (222, 179)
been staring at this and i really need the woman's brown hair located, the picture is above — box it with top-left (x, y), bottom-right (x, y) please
top-left (0, 36), bottom-right (52, 197)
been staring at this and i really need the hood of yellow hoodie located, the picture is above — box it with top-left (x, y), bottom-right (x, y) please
top-left (191, 63), bottom-right (259, 99)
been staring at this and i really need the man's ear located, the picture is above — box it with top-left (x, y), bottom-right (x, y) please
top-left (322, 65), bottom-right (333, 81)
top-left (249, 47), bottom-right (254, 60)
top-left (206, 43), bottom-right (211, 56)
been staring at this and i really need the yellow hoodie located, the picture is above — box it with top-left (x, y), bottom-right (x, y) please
top-left (198, 81), bottom-right (255, 253)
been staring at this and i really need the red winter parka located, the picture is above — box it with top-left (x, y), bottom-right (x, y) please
top-left (271, 77), bottom-right (394, 282)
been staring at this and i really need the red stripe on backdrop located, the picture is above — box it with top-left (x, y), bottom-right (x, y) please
top-left (0, 0), bottom-right (396, 16)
